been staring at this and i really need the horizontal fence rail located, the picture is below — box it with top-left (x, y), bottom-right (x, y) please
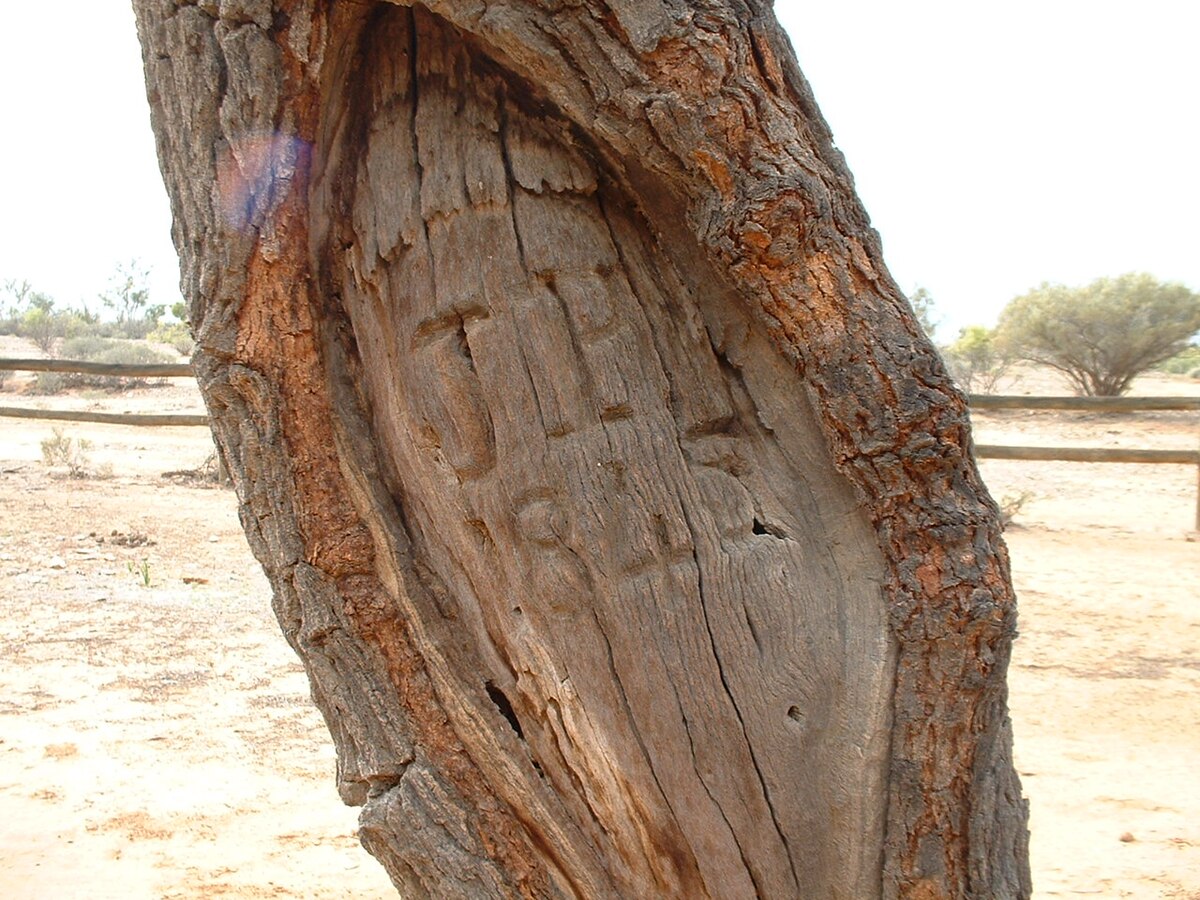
top-left (1, 358), bottom-right (1197, 526)
top-left (0, 406), bottom-right (209, 427)
top-left (975, 445), bottom-right (1200, 465)
top-left (969, 394), bottom-right (1200, 412)
top-left (0, 358), bottom-right (202, 428)
top-left (0, 358), bottom-right (193, 378)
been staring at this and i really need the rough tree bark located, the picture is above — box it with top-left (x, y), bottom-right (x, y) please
top-left (133, 2), bottom-right (1030, 897)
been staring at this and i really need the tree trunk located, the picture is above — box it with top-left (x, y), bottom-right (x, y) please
top-left (133, 2), bottom-right (1030, 896)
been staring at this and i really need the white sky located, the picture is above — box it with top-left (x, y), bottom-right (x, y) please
top-left (1, 1), bottom-right (1196, 340)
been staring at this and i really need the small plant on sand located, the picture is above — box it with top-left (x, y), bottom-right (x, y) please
top-left (127, 558), bottom-right (153, 588)
top-left (998, 491), bottom-right (1034, 528)
top-left (40, 428), bottom-right (95, 479)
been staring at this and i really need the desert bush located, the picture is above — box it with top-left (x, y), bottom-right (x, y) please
top-left (39, 427), bottom-right (103, 478)
top-left (147, 320), bottom-right (194, 356)
top-left (9, 290), bottom-right (103, 353)
top-left (998, 491), bottom-right (1034, 528)
top-left (58, 337), bottom-right (174, 391)
top-left (942, 325), bottom-right (1011, 393)
top-left (996, 273), bottom-right (1200, 396)
top-left (2, 271), bottom-right (176, 344)
top-left (60, 335), bottom-right (115, 359)
top-left (20, 304), bottom-right (65, 354)
top-left (29, 372), bottom-right (66, 395)
top-left (0, 279), bottom-right (33, 335)
top-left (1155, 345), bottom-right (1200, 377)
top-left (82, 341), bottom-right (172, 368)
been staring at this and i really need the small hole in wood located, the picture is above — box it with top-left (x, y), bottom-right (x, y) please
top-left (787, 705), bottom-right (804, 724)
top-left (753, 518), bottom-right (786, 539)
top-left (454, 320), bottom-right (473, 362)
top-left (485, 680), bottom-right (525, 740)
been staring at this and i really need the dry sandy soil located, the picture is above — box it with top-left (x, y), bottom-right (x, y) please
top-left (1, 340), bottom-right (1197, 898)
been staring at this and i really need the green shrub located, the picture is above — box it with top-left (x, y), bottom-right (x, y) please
top-left (1155, 345), bottom-right (1200, 376)
top-left (20, 307), bottom-right (64, 354)
top-left (58, 337), bottom-right (174, 392)
top-left (29, 372), bottom-right (66, 395)
top-left (60, 335), bottom-right (116, 359)
top-left (85, 341), bottom-right (173, 367)
top-left (942, 325), bottom-right (1011, 393)
top-left (147, 321), bottom-right (194, 356)
top-left (996, 273), bottom-right (1200, 396)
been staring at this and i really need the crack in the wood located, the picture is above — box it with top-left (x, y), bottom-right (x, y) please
top-left (540, 274), bottom-right (599, 405)
top-left (660, 639), bottom-right (761, 898)
top-left (406, 8), bottom-right (435, 283)
top-left (495, 89), bottom-right (531, 275)
top-left (581, 600), bottom-right (703, 890)
top-left (510, 334), bottom-right (552, 439)
top-left (742, 601), bottom-right (763, 655)
top-left (751, 516), bottom-right (788, 540)
top-left (682, 511), bottom-right (800, 896)
top-left (594, 184), bottom-right (783, 894)
top-left (746, 26), bottom-right (781, 97)
top-left (366, 770), bottom-right (406, 800)
top-left (485, 680), bottom-right (525, 740)
top-left (554, 451), bottom-right (703, 888)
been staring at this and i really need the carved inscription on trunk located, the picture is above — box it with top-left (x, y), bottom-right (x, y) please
top-left (310, 9), bottom-right (893, 895)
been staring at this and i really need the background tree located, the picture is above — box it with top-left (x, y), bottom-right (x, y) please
top-left (943, 325), bottom-right (1012, 394)
top-left (133, 2), bottom-right (1030, 897)
top-left (20, 291), bottom-right (65, 354)
top-left (101, 259), bottom-right (153, 335)
top-left (908, 286), bottom-right (940, 340)
top-left (996, 273), bottom-right (1200, 396)
top-left (2, 278), bottom-right (33, 328)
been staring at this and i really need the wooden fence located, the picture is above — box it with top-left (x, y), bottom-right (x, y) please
top-left (2, 359), bottom-right (1198, 527)
top-left (965, 394), bottom-right (1200, 530)
top-left (0, 358), bottom-right (204, 428)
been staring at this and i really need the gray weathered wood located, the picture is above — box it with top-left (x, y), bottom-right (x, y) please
top-left (0, 358), bottom-right (193, 378)
top-left (0, 406), bottom-right (207, 427)
top-left (133, 2), bottom-right (1031, 897)
top-left (976, 444), bottom-right (1199, 464)
top-left (970, 394), bottom-right (1200, 411)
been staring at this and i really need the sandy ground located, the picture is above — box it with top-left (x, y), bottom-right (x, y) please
top-left (1, 344), bottom-right (1197, 898)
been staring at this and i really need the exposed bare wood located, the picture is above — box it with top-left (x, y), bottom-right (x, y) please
top-left (131, 2), bottom-right (1032, 897)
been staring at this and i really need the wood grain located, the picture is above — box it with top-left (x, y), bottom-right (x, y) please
top-left (132, 0), bottom-right (1031, 896)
